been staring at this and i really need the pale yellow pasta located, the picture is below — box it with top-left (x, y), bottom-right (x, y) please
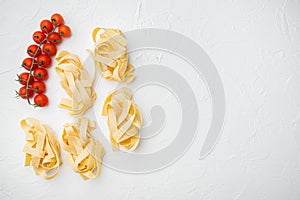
top-left (20, 118), bottom-right (62, 180)
top-left (91, 27), bottom-right (135, 83)
top-left (102, 87), bottom-right (142, 151)
top-left (55, 50), bottom-right (96, 116)
top-left (61, 117), bottom-right (105, 180)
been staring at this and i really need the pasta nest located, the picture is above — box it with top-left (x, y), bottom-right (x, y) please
top-left (61, 117), bottom-right (105, 180)
top-left (91, 27), bottom-right (135, 83)
top-left (102, 87), bottom-right (142, 151)
top-left (21, 118), bottom-right (62, 180)
top-left (55, 50), bottom-right (96, 116)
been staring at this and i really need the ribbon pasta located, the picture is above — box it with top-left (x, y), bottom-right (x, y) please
top-left (61, 117), bottom-right (105, 180)
top-left (91, 27), bottom-right (135, 83)
top-left (102, 87), bottom-right (142, 151)
top-left (55, 50), bottom-right (96, 116)
top-left (20, 118), bottom-right (62, 180)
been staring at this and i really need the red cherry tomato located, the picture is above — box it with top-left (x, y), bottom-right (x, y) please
top-left (40, 19), bottom-right (54, 33)
top-left (22, 57), bottom-right (38, 71)
top-left (32, 81), bottom-right (46, 93)
top-left (34, 94), bottom-right (48, 107)
top-left (33, 68), bottom-right (48, 81)
top-left (58, 25), bottom-right (71, 38)
top-left (19, 86), bottom-right (34, 99)
top-left (36, 54), bottom-right (52, 68)
top-left (27, 44), bottom-right (41, 57)
top-left (18, 72), bottom-right (34, 85)
top-left (32, 31), bottom-right (46, 44)
top-left (51, 13), bottom-right (64, 26)
top-left (42, 43), bottom-right (57, 56)
top-left (48, 32), bottom-right (62, 45)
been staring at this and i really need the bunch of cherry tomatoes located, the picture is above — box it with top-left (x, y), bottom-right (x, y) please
top-left (16, 13), bottom-right (71, 107)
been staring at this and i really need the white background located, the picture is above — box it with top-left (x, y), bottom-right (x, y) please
top-left (1, 0), bottom-right (300, 199)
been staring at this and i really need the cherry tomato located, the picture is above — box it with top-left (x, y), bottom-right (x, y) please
top-left (33, 68), bottom-right (48, 81)
top-left (32, 81), bottom-right (46, 93)
top-left (32, 31), bottom-right (46, 44)
top-left (51, 13), bottom-right (64, 26)
top-left (40, 19), bottom-right (54, 33)
top-left (42, 43), bottom-right (57, 56)
top-left (18, 72), bottom-right (34, 85)
top-left (58, 25), bottom-right (71, 38)
top-left (27, 44), bottom-right (41, 57)
top-left (36, 54), bottom-right (52, 68)
top-left (34, 94), bottom-right (48, 107)
top-left (19, 86), bottom-right (34, 99)
top-left (22, 57), bottom-right (38, 71)
top-left (48, 32), bottom-right (62, 45)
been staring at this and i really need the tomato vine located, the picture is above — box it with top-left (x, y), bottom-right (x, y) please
top-left (16, 14), bottom-right (71, 108)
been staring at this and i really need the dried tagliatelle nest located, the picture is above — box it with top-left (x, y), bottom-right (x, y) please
top-left (91, 27), bottom-right (135, 83)
top-left (61, 117), bottom-right (105, 180)
top-left (20, 118), bottom-right (62, 180)
top-left (102, 87), bottom-right (142, 151)
top-left (55, 50), bottom-right (96, 116)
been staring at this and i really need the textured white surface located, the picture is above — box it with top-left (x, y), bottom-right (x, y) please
top-left (1, 0), bottom-right (300, 199)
